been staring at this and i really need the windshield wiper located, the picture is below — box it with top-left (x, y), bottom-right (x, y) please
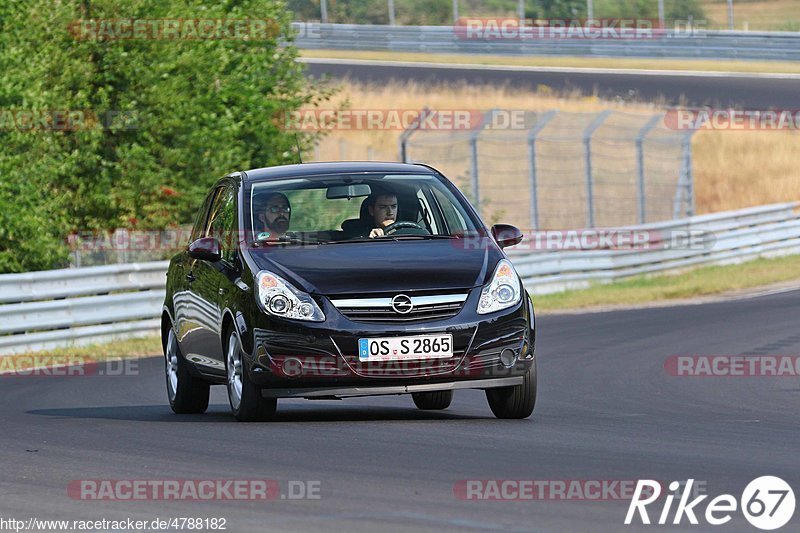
top-left (324, 236), bottom-right (398, 244)
top-left (251, 236), bottom-right (321, 247)
top-left (391, 234), bottom-right (459, 240)
top-left (322, 234), bottom-right (460, 244)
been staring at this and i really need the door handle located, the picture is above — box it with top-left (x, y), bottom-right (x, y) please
top-left (186, 272), bottom-right (196, 283)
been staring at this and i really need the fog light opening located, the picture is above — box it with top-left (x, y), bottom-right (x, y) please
top-left (282, 357), bottom-right (303, 378)
top-left (500, 348), bottom-right (517, 367)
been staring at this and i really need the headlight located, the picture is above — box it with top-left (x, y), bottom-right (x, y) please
top-left (477, 259), bottom-right (522, 314)
top-left (256, 270), bottom-right (325, 322)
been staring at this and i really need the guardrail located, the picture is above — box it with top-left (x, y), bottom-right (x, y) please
top-left (293, 23), bottom-right (800, 61)
top-left (510, 202), bottom-right (800, 293)
top-left (0, 262), bottom-right (167, 355)
top-left (1, 203), bottom-right (798, 354)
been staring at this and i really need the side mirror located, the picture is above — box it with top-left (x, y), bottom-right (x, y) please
top-left (188, 236), bottom-right (222, 262)
top-left (491, 224), bottom-right (523, 249)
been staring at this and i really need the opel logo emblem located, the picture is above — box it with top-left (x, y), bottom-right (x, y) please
top-left (391, 294), bottom-right (414, 314)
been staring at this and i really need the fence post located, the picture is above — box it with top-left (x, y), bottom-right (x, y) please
top-left (526, 110), bottom-right (557, 230)
top-left (582, 110), bottom-right (611, 228)
top-left (469, 109), bottom-right (495, 212)
top-left (398, 107), bottom-right (430, 163)
top-left (635, 114), bottom-right (662, 224)
top-left (673, 131), bottom-right (696, 219)
top-left (684, 131), bottom-right (696, 216)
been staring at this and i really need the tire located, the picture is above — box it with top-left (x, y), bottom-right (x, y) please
top-left (164, 327), bottom-right (210, 414)
top-left (412, 390), bottom-right (453, 410)
top-left (485, 363), bottom-right (537, 419)
top-left (225, 328), bottom-right (277, 422)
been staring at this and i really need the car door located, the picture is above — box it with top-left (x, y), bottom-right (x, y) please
top-left (174, 188), bottom-right (218, 357)
top-left (184, 183), bottom-right (237, 375)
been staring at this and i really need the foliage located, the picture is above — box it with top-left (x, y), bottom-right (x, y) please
top-left (0, 0), bottom-right (333, 273)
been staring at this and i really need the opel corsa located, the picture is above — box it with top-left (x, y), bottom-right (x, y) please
top-left (162, 162), bottom-right (536, 421)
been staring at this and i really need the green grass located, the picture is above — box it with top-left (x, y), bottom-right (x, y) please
top-left (1, 335), bottom-right (162, 371)
top-left (534, 253), bottom-right (800, 312)
top-left (301, 49), bottom-right (800, 75)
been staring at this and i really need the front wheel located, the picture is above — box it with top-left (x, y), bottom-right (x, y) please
top-left (226, 329), bottom-right (277, 422)
top-left (412, 390), bottom-right (453, 410)
top-left (485, 363), bottom-right (537, 419)
top-left (164, 328), bottom-right (209, 414)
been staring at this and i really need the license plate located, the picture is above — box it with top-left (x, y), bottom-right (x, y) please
top-left (358, 334), bottom-right (453, 362)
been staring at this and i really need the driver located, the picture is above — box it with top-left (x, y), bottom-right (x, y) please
top-left (256, 192), bottom-right (291, 241)
top-left (367, 189), bottom-right (398, 239)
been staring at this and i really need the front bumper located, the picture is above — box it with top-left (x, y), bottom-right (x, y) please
top-left (260, 376), bottom-right (523, 399)
top-left (244, 289), bottom-right (535, 390)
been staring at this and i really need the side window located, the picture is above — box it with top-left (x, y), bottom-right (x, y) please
top-left (207, 186), bottom-right (237, 264)
top-left (416, 188), bottom-right (438, 234)
top-left (189, 189), bottom-right (219, 243)
top-left (431, 186), bottom-right (469, 233)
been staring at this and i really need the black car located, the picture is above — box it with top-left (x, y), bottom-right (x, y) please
top-left (162, 162), bottom-right (536, 421)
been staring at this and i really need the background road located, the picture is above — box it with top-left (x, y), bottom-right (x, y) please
top-left (303, 58), bottom-right (800, 109)
top-left (1, 290), bottom-right (799, 532)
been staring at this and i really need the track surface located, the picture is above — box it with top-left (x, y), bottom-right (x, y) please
top-left (1, 290), bottom-right (799, 532)
top-left (303, 59), bottom-right (800, 108)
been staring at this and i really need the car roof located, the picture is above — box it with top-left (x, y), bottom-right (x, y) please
top-left (242, 162), bottom-right (437, 182)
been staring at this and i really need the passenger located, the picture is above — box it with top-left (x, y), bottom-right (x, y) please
top-left (256, 192), bottom-right (291, 240)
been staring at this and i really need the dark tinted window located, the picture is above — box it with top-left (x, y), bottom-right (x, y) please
top-left (207, 185), bottom-right (237, 263)
top-left (189, 188), bottom-right (219, 243)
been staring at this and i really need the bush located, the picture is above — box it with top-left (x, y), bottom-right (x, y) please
top-left (0, 0), bottom-right (332, 273)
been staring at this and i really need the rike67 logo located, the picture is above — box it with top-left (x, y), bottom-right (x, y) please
top-left (626, 477), bottom-right (795, 530)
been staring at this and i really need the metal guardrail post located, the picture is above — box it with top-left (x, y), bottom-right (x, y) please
top-left (635, 114), bottom-right (663, 224)
top-left (685, 131), bottom-right (696, 217)
top-left (673, 131), bottom-right (696, 218)
top-left (398, 107), bottom-right (430, 163)
top-left (469, 109), bottom-right (495, 212)
top-left (582, 110), bottom-right (612, 228)
top-left (526, 110), bottom-right (558, 230)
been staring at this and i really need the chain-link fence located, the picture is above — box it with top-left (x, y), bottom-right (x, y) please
top-left (401, 109), bottom-right (694, 229)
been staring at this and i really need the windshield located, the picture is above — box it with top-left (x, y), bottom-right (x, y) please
top-left (244, 173), bottom-right (481, 245)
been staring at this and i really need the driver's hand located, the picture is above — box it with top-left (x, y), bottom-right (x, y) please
top-left (369, 228), bottom-right (385, 239)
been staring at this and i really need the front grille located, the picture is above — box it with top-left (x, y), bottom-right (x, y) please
top-left (330, 293), bottom-right (468, 323)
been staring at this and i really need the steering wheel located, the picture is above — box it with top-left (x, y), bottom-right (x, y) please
top-left (383, 221), bottom-right (424, 234)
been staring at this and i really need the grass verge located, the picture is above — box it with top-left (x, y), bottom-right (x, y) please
top-left (1, 335), bottom-right (162, 370)
top-left (301, 49), bottom-right (800, 75)
top-left (534, 253), bottom-right (800, 312)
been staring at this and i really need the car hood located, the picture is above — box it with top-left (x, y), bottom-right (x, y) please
top-left (249, 239), bottom-right (502, 295)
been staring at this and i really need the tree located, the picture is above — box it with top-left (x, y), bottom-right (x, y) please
top-left (0, 0), bottom-right (332, 272)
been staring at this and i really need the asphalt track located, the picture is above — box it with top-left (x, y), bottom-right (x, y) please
top-left (302, 58), bottom-right (800, 109)
top-left (1, 289), bottom-right (799, 532)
